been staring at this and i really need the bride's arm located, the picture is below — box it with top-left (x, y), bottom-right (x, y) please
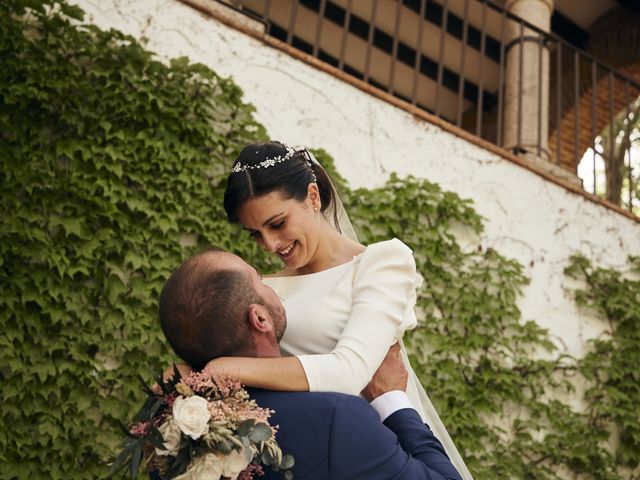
top-left (206, 356), bottom-right (309, 391)
top-left (296, 239), bottom-right (418, 395)
top-left (159, 358), bottom-right (309, 391)
top-left (211, 240), bottom-right (418, 395)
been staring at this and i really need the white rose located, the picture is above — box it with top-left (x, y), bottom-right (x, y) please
top-left (174, 453), bottom-right (223, 480)
top-left (155, 418), bottom-right (182, 456)
top-left (172, 396), bottom-right (211, 440)
top-left (220, 447), bottom-right (253, 479)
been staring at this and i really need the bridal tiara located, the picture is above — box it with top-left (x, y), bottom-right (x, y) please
top-left (230, 145), bottom-right (317, 182)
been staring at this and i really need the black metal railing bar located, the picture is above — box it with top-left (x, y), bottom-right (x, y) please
top-left (220, 0), bottom-right (640, 214)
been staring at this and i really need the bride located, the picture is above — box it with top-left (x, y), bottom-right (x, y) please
top-left (209, 141), bottom-right (470, 478)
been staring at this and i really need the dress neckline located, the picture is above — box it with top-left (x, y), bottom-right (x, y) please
top-left (265, 247), bottom-right (366, 281)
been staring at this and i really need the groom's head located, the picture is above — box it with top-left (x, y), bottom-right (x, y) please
top-left (159, 250), bottom-right (286, 370)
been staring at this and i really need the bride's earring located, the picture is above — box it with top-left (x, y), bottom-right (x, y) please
top-left (314, 208), bottom-right (319, 216)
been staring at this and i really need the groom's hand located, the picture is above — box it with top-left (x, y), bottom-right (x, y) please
top-left (361, 342), bottom-right (408, 402)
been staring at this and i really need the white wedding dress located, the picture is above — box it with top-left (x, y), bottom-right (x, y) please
top-left (264, 238), bottom-right (473, 479)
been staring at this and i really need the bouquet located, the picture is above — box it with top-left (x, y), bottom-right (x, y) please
top-left (110, 366), bottom-right (294, 479)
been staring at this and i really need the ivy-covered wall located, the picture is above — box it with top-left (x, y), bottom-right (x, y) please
top-left (76, 0), bottom-right (640, 368)
top-left (1, 1), bottom-right (639, 479)
top-left (1, 1), bottom-right (270, 476)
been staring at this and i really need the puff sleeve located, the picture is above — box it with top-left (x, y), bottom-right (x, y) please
top-left (297, 239), bottom-right (419, 395)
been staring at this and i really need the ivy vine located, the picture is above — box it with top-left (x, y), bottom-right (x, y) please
top-left (565, 255), bottom-right (640, 476)
top-left (1, 1), bottom-right (638, 479)
top-left (1, 1), bottom-right (268, 477)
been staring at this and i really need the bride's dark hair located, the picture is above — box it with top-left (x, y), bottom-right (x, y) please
top-left (224, 141), bottom-right (340, 229)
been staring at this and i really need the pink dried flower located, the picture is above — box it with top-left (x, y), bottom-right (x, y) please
top-left (237, 462), bottom-right (265, 480)
top-left (206, 396), bottom-right (273, 430)
top-left (183, 369), bottom-right (215, 393)
top-left (209, 374), bottom-right (243, 397)
top-left (164, 391), bottom-right (179, 409)
top-left (129, 421), bottom-right (150, 437)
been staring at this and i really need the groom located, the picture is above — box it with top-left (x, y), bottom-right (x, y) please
top-left (159, 249), bottom-right (462, 480)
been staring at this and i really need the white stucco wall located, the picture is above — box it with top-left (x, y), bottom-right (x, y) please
top-left (74, 0), bottom-right (640, 358)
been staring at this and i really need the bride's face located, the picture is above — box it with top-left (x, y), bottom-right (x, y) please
top-left (237, 186), bottom-right (321, 270)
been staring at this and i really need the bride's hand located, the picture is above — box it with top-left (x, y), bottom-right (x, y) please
top-left (151, 363), bottom-right (193, 393)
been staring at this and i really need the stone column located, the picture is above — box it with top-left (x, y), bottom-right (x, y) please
top-left (502, 0), bottom-right (554, 162)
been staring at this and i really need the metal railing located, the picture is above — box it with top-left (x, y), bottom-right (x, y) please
top-left (225, 0), bottom-right (640, 214)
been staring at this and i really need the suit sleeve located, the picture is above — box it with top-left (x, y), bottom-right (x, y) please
top-left (384, 408), bottom-right (463, 480)
top-left (329, 395), bottom-right (462, 480)
top-left (298, 239), bottom-right (419, 395)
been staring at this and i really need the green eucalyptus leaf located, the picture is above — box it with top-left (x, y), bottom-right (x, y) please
top-left (280, 454), bottom-right (295, 470)
top-left (248, 422), bottom-right (272, 443)
top-left (237, 419), bottom-right (255, 437)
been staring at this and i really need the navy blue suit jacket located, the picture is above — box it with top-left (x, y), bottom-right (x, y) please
top-left (250, 389), bottom-right (462, 480)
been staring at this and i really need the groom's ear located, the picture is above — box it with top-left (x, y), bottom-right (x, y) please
top-left (246, 304), bottom-right (273, 334)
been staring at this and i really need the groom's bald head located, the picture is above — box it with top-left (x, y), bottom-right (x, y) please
top-left (159, 250), bottom-right (260, 370)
